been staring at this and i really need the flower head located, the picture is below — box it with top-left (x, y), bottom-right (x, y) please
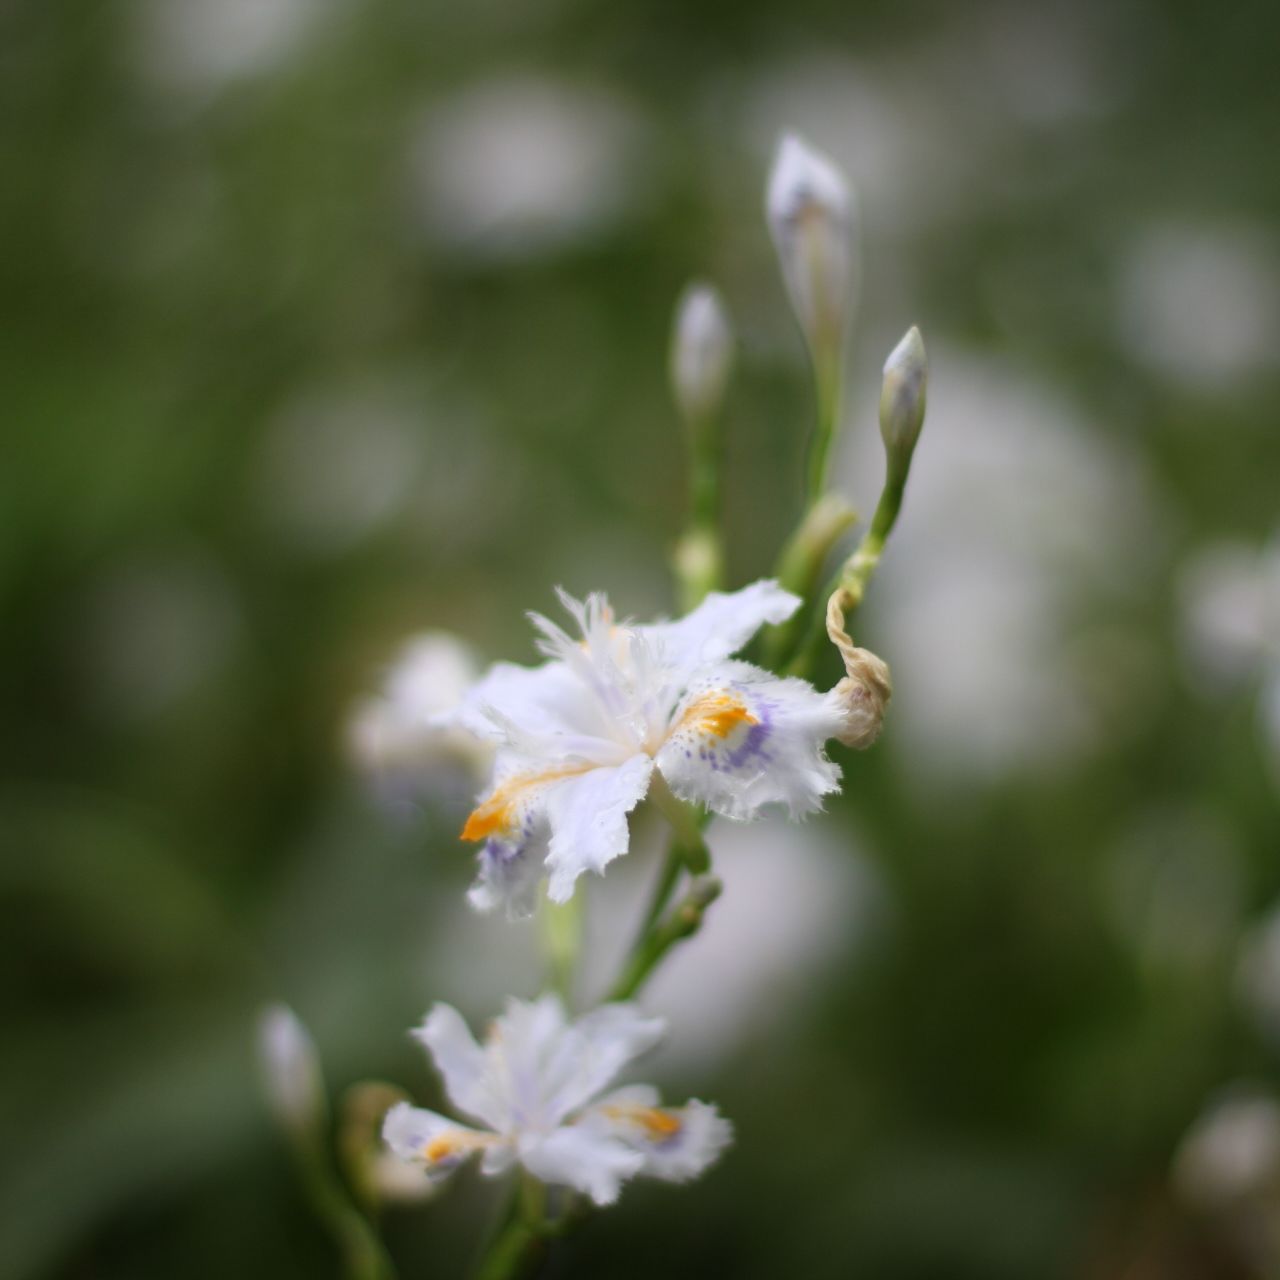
top-left (448, 580), bottom-right (846, 915)
top-left (382, 996), bottom-right (731, 1206)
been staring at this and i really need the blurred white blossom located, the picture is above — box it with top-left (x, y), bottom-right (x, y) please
top-left (132, 0), bottom-right (324, 98)
top-left (383, 997), bottom-right (730, 1205)
top-left (255, 385), bottom-right (424, 556)
top-left (1175, 1089), bottom-right (1280, 1207)
top-left (1117, 223), bottom-right (1280, 393)
top-left (407, 75), bottom-right (650, 261)
top-left (1175, 1088), bottom-right (1280, 1272)
top-left (348, 632), bottom-right (492, 803)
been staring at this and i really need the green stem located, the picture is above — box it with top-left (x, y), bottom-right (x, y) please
top-left (675, 414), bottom-right (725, 610)
top-left (473, 1176), bottom-right (551, 1280)
top-left (786, 465), bottom-right (908, 679)
top-left (541, 892), bottom-right (583, 1007)
top-left (761, 493), bottom-right (858, 670)
top-left (295, 1133), bottom-right (396, 1280)
top-left (634, 843), bottom-right (685, 941)
top-left (648, 773), bottom-right (707, 852)
top-left (805, 347), bottom-right (843, 508)
top-left (609, 875), bottom-right (722, 1002)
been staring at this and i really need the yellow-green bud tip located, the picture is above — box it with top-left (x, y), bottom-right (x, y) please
top-left (879, 325), bottom-right (927, 466)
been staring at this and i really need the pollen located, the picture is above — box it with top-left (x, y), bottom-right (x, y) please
top-left (678, 691), bottom-right (758, 740)
top-left (605, 1103), bottom-right (683, 1141)
top-left (460, 795), bottom-right (512, 842)
top-left (460, 764), bottom-right (597, 842)
top-left (423, 1134), bottom-right (461, 1163)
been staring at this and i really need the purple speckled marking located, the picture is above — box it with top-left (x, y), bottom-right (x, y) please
top-left (723, 694), bottom-right (775, 771)
top-left (483, 836), bottom-right (526, 874)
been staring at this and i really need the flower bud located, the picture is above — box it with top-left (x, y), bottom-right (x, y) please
top-left (258, 1003), bottom-right (325, 1137)
top-left (670, 282), bottom-right (733, 428)
top-left (878, 326), bottom-right (928, 472)
top-left (766, 134), bottom-right (856, 367)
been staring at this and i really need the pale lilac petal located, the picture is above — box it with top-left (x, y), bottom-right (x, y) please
top-left (638, 580), bottom-right (799, 675)
top-left (656, 660), bottom-right (843, 820)
top-left (484, 995), bottom-right (572, 1131)
top-left (446, 658), bottom-right (600, 743)
top-left (467, 828), bottom-right (547, 920)
top-left (543, 755), bottom-right (655, 902)
top-left (381, 1102), bottom-right (499, 1184)
top-left (413, 1004), bottom-right (506, 1129)
top-left (581, 1085), bottom-right (732, 1182)
top-left (535, 1003), bottom-right (666, 1125)
top-left (518, 1126), bottom-right (645, 1206)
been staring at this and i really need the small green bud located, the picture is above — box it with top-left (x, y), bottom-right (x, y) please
top-left (879, 326), bottom-right (928, 470)
top-left (766, 134), bottom-right (857, 370)
top-left (670, 282), bottom-right (733, 429)
top-left (258, 1004), bottom-right (325, 1138)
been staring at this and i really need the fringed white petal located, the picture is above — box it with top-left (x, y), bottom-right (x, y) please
top-left (543, 755), bottom-right (654, 903)
top-left (381, 1102), bottom-right (501, 1184)
top-left (412, 1005), bottom-right (506, 1130)
top-left (655, 660), bottom-right (843, 820)
top-left (535, 1003), bottom-right (667, 1125)
top-left (518, 1126), bottom-right (646, 1206)
top-left (638, 580), bottom-right (799, 675)
top-left (583, 1086), bottom-right (733, 1184)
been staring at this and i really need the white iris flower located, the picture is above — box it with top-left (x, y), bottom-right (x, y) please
top-left (382, 996), bottom-right (731, 1206)
top-left (448, 580), bottom-right (846, 915)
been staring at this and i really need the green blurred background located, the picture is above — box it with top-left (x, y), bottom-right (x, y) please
top-left (3, 0), bottom-right (1279, 1276)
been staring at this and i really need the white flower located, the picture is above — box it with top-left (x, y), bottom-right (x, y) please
top-left (382, 996), bottom-right (731, 1206)
top-left (348, 631), bottom-right (491, 788)
top-left (766, 133), bottom-right (856, 364)
top-left (449, 580), bottom-right (845, 914)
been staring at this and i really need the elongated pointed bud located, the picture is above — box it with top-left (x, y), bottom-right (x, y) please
top-left (258, 1004), bottom-right (325, 1138)
top-left (670, 282), bottom-right (733, 428)
top-left (766, 134), bottom-right (856, 369)
top-left (879, 326), bottom-right (927, 474)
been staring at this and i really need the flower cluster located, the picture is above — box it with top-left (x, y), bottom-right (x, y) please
top-left (260, 132), bottom-right (929, 1277)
